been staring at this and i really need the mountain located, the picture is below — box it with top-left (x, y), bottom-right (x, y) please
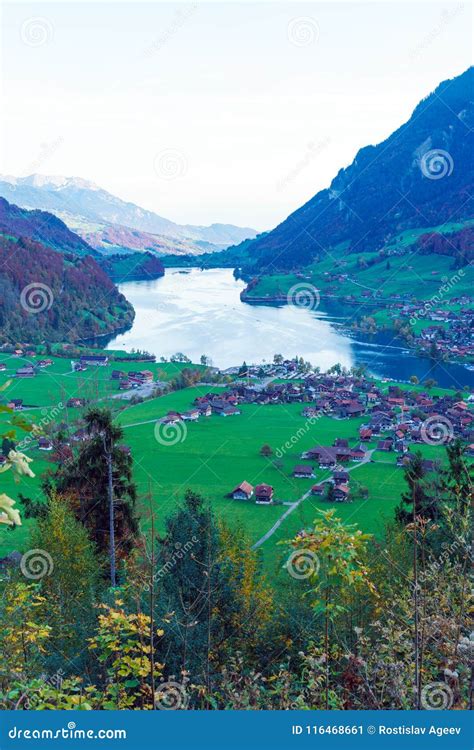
top-left (0, 198), bottom-right (134, 342)
top-left (0, 175), bottom-right (258, 255)
top-left (0, 197), bottom-right (96, 257)
top-left (245, 67), bottom-right (474, 273)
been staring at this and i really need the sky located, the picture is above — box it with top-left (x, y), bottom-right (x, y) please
top-left (0, 1), bottom-right (472, 230)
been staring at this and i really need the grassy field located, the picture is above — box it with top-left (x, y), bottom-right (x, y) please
top-left (0, 353), bottom-right (205, 555)
top-left (115, 388), bottom-right (446, 577)
top-left (245, 221), bottom-right (474, 305)
top-left (0, 355), bottom-right (457, 578)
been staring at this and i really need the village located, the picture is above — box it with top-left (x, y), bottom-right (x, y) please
top-left (152, 364), bottom-right (474, 506)
top-left (1, 349), bottom-right (473, 511)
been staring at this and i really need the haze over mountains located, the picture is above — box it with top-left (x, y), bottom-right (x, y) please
top-left (244, 67), bottom-right (474, 273)
top-left (0, 174), bottom-right (258, 257)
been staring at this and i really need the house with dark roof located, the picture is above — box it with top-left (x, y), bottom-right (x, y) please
top-left (221, 406), bottom-right (240, 417)
top-left (293, 465), bottom-right (315, 478)
top-left (38, 437), bottom-right (53, 451)
top-left (333, 484), bottom-right (351, 502)
top-left (351, 445), bottom-right (366, 461)
top-left (255, 484), bottom-right (274, 503)
top-left (332, 469), bottom-right (349, 485)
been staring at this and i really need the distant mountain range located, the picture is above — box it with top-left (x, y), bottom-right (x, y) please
top-left (0, 174), bottom-right (257, 257)
top-left (244, 67), bottom-right (473, 273)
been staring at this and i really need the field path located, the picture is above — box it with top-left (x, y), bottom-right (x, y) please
top-left (121, 417), bottom-right (159, 429)
top-left (252, 450), bottom-right (374, 550)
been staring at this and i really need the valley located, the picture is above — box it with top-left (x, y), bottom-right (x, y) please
top-left (0, 345), bottom-right (470, 585)
top-left (0, 57), bottom-right (472, 715)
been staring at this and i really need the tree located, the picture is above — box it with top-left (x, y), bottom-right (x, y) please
top-left (0, 583), bottom-right (51, 692)
top-left (285, 511), bottom-right (375, 709)
top-left (1, 437), bottom-right (15, 457)
top-left (238, 361), bottom-right (249, 378)
top-left (326, 483), bottom-right (336, 503)
top-left (424, 377), bottom-right (437, 389)
top-left (154, 491), bottom-right (238, 694)
top-left (31, 494), bottom-right (101, 672)
top-left (49, 408), bottom-right (138, 584)
top-left (409, 375), bottom-right (419, 385)
top-left (273, 354), bottom-right (284, 365)
top-left (396, 452), bottom-right (439, 525)
top-left (260, 444), bottom-right (273, 457)
top-left (441, 439), bottom-right (473, 516)
top-left (89, 596), bottom-right (164, 710)
top-left (217, 523), bottom-right (273, 655)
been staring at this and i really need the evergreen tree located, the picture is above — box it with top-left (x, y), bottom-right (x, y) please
top-left (396, 452), bottom-right (438, 524)
top-left (154, 491), bottom-right (236, 691)
top-left (48, 408), bottom-right (138, 581)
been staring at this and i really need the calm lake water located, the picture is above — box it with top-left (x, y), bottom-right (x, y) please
top-left (105, 268), bottom-right (473, 389)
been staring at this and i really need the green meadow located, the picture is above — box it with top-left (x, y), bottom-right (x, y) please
top-left (246, 221), bottom-right (474, 305)
top-left (0, 354), bottom-right (456, 578)
top-left (116, 387), bottom-right (445, 576)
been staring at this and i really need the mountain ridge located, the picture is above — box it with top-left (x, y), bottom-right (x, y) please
top-left (0, 197), bottom-right (97, 257)
top-left (244, 67), bottom-right (474, 273)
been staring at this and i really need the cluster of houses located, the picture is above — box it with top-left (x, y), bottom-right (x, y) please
top-left (6, 358), bottom-right (53, 379)
top-left (396, 300), bottom-right (474, 361)
top-left (176, 373), bottom-right (473, 507)
top-left (228, 482), bottom-right (274, 503)
top-left (159, 393), bottom-right (241, 426)
top-left (186, 374), bottom-right (472, 445)
top-left (111, 368), bottom-right (155, 391)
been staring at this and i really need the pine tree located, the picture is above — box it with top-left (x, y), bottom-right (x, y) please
top-left (49, 408), bottom-right (138, 582)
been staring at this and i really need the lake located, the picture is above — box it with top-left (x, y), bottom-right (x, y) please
top-left (105, 267), bottom-right (473, 389)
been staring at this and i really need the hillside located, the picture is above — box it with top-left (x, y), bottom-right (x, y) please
top-left (98, 252), bottom-right (165, 282)
top-left (244, 67), bottom-right (473, 273)
top-left (0, 197), bottom-right (96, 257)
top-left (0, 174), bottom-right (258, 255)
top-left (0, 234), bottom-right (134, 343)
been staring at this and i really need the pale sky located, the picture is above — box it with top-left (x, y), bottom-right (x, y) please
top-left (1, 1), bottom-right (471, 229)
